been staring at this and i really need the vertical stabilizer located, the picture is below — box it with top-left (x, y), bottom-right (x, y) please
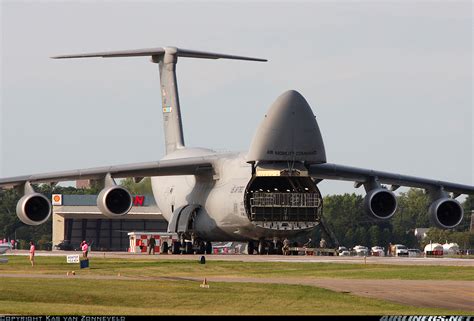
top-left (152, 48), bottom-right (185, 154)
top-left (52, 46), bottom-right (267, 154)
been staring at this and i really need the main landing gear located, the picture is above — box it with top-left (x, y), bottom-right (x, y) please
top-left (247, 239), bottom-right (283, 255)
top-left (170, 238), bottom-right (212, 255)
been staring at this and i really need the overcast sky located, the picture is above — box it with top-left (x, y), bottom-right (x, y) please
top-left (1, 0), bottom-right (472, 197)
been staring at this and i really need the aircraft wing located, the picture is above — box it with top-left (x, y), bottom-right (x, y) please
top-left (308, 163), bottom-right (474, 196)
top-left (0, 157), bottom-right (214, 189)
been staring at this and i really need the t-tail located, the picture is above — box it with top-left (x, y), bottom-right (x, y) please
top-left (52, 46), bottom-right (267, 154)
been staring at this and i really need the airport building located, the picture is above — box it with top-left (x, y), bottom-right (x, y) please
top-left (52, 194), bottom-right (166, 251)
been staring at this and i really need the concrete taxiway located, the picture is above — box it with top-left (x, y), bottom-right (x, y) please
top-left (7, 250), bottom-right (474, 266)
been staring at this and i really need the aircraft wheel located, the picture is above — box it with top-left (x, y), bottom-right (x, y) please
top-left (172, 241), bottom-right (181, 254)
top-left (161, 242), bottom-right (169, 254)
top-left (258, 241), bottom-right (267, 255)
top-left (267, 242), bottom-right (275, 255)
top-left (205, 241), bottom-right (212, 254)
top-left (292, 242), bottom-right (299, 255)
top-left (196, 241), bottom-right (205, 254)
top-left (248, 241), bottom-right (255, 255)
top-left (276, 241), bottom-right (283, 255)
top-left (185, 242), bottom-right (193, 254)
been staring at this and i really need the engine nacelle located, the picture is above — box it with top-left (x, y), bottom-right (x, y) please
top-left (16, 193), bottom-right (52, 225)
top-left (429, 198), bottom-right (463, 229)
top-left (364, 188), bottom-right (397, 220)
top-left (97, 186), bottom-right (133, 217)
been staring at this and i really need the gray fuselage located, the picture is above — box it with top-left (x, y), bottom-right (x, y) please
top-left (153, 147), bottom-right (322, 242)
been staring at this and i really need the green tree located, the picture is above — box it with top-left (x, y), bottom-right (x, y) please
top-left (423, 228), bottom-right (474, 249)
top-left (120, 177), bottom-right (153, 195)
top-left (368, 225), bottom-right (381, 247)
top-left (396, 188), bottom-right (430, 228)
top-left (344, 228), bottom-right (355, 247)
top-left (0, 188), bottom-right (22, 240)
top-left (459, 195), bottom-right (473, 231)
top-left (354, 226), bottom-right (367, 246)
top-left (322, 193), bottom-right (365, 244)
top-left (380, 228), bottom-right (392, 247)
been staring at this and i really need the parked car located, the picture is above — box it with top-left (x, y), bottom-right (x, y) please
top-left (53, 240), bottom-right (74, 251)
top-left (394, 244), bottom-right (409, 256)
top-left (408, 248), bottom-right (422, 257)
top-left (0, 243), bottom-right (12, 255)
top-left (337, 246), bottom-right (350, 256)
top-left (371, 246), bottom-right (385, 256)
top-left (353, 245), bottom-right (369, 256)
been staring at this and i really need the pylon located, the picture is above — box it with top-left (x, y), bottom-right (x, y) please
top-left (200, 278), bottom-right (209, 288)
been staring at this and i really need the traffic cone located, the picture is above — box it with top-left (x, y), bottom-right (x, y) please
top-left (200, 278), bottom-right (209, 288)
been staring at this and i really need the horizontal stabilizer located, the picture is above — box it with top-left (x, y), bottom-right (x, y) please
top-left (51, 46), bottom-right (267, 62)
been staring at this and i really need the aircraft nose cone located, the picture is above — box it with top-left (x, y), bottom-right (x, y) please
top-left (266, 90), bottom-right (312, 122)
top-left (247, 90), bottom-right (326, 163)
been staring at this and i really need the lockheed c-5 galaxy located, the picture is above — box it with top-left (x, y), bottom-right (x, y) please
top-left (1, 46), bottom-right (473, 255)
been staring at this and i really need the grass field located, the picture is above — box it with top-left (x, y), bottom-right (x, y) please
top-left (1, 256), bottom-right (473, 281)
top-left (0, 256), bottom-right (472, 315)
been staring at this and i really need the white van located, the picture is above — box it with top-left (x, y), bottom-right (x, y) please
top-left (394, 244), bottom-right (409, 256)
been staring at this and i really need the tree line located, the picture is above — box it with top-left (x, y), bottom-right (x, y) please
top-left (0, 178), bottom-right (472, 250)
top-left (317, 189), bottom-right (473, 249)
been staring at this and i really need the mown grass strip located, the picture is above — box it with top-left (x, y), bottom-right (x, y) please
top-left (2, 256), bottom-right (473, 281)
top-left (0, 278), bottom-right (469, 315)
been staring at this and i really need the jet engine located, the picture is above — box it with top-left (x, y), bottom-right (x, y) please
top-left (428, 197), bottom-right (463, 229)
top-left (364, 188), bottom-right (397, 219)
top-left (16, 193), bottom-right (52, 225)
top-left (97, 185), bottom-right (133, 217)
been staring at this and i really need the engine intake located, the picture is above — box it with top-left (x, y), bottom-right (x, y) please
top-left (364, 188), bottom-right (397, 219)
top-left (97, 186), bottom-right (133, 217)
top-left (16, 193), bottom-right (52, 225)
top-left (429, 198), bottom-right (463, 229)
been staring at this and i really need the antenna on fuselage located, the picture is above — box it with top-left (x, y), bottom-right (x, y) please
top-left (52, 46), bottom-right (267, 154)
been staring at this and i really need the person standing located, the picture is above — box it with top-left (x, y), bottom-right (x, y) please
top-left (29, 241), bottom-right (35, 267)
top-left (81, 241), bottom-right (89, 259)
top-left (304, 238), bottom-right (312, 256)
top-left (148, 236), bottom-right (156, 255)
top-left (282, 238), bottom-right (290, 255)
top-left (387, 243), bottom-right (392, 257)
top-left (320, 238), bottom-right (327, 248)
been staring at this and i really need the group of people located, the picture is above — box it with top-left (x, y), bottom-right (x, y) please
top-left (282, 237), bottom-right (327, 256)
top-left (27, 240), bottom-right (89, 267)
top-left (0, 238), bottom-right (17, 249)
top-left (136, 236), bottom-right (157, 254)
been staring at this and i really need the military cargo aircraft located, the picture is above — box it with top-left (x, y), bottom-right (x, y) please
top-left (1, 46), bottom-right (473, 255)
